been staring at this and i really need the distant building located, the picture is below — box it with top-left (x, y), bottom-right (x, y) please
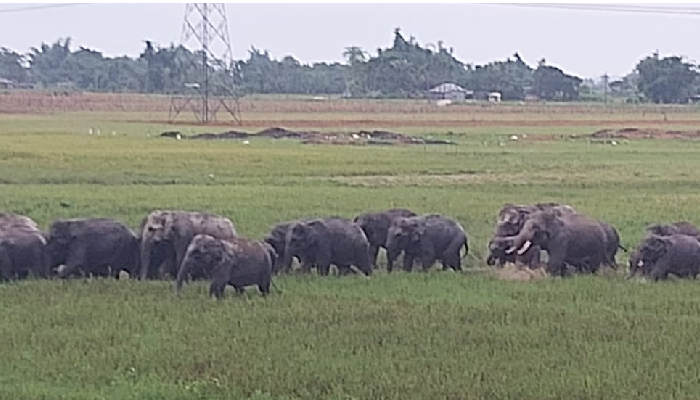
top-left (428, 82), bottom-right (472, 101)
top-left (488, 92), bottom-right (502, 103)
top-left (0, 78), bottom-right (15, 89)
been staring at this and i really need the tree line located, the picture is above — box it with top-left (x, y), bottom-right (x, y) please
top-left (0, 29), bottom-right (698, 103)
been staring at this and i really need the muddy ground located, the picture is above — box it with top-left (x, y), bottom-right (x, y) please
top-left (161, 127), bottom-right (457, 146)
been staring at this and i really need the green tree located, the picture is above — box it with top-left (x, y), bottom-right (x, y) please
top-left (0, 48), bottom-right (28, 83)
top-left (532, 62), bottom-right (582, 101)
top-left (636, 53), bottom-right (698, 103)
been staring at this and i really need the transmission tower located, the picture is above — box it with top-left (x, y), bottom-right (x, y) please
top-left (169, 3), bottom-right (242, 124)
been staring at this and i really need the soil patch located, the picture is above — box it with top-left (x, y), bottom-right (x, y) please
top-left (161, 127), bottom-right (456, 146)
top-left (492, 265), bottom-right (549, 281)
top-left (591, 127), bottom-right (700, 140)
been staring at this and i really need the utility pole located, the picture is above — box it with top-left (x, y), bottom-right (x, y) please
top-left (169, 3), bottom-right (241, 124)
top-left (602, 72), bottom-right (609, 109)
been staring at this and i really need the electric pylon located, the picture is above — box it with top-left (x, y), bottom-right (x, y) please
top-left (169, 3), bottom-right (241, 124)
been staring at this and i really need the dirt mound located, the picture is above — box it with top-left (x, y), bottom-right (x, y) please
top-left (160, 127), bottom-right (456, 146)
top-left (257, 127), bottom-right (303, 139)
top-left (492, 265), bottom-right (548, 281)
top-left (591, 127), bottom-right (700, 140)
top-left (190, 130), bottom-right (250, 140)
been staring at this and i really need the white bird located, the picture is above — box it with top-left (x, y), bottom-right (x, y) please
top-left (175, 133), bottom-right (182, 140)
top-left (243, 140), bottom-right (250, 145)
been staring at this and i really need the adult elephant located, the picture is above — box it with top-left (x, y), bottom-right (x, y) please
top-left (498, 211), bottom-right (608, 277)
top-left (283, 217), bottom-right (372, 276)
top-left (487, 203), bottom-right (574, 268)
top-left (46, 218), bottom-right (139, 279)
top-left (646, 221), bottom-right (700, 239)
top-left (353, 208), bottom-right (416, 268)
top-left (385, 214), bottom-right (468, 272)
top-left (0, 214), bottom-right (50, 281)
top-left (138, 210), bottom-right (237, 280)
top-left (630, 234), bottom-right (700, 280)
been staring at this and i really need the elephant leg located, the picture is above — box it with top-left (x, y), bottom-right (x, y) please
top-left (546, 252), bottom-right (567, 277)
top-left (441, 251), bottom-right (462, 271)
top-left (420, 248), bottom-right (437, 272)
top-left (163, 247), bottom-right (177, 279)
top-left (209, 281), bottom-right (227, 299)
top-left (0, 248), bottom-right (13, 281)
top-left (233, 286), bottom-right (245, 295)
top-left (58, 246), bottom-right (87, 279)
top-left (336, 264), bottom-right (353, 276)
top-left (369, 244), bottom-right (380, 268)
top-left (649, 260), bottom-right (670, 281)
top-left (402, 254), bottom-right (414, 272)
top-left (318, 263), bottom-right (331, 276)
top-left (299, 258), bottom-right (314, 274)
top-left (259, 274), bottom-right (271, 296)
top-left (442, 238), bottom-right (465, 271)
top-left (386, 249), bottom-right (401, 272)
top-left (316, 250), bottom-right (332, 276)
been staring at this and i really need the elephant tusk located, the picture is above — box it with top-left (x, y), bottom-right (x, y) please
top-left (637, 260), bottom-right (644, 267)
top-left (505, 246), bottom-right (517, 254)
top-left (517, 240), bottom-right (532, 255)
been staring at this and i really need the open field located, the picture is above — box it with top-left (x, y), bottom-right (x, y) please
top-left (3, 98), bottom-right (700, 399)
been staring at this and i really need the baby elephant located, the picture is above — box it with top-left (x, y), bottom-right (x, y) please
top-left (631, 234), bottom-right (700, 280)
top-left (386, 214), bottom-right (468, 272)
top-left (176, 234), bottom-right (275, 299)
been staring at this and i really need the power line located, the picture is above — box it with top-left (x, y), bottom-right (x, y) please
top-left (0, 3), bottom-right (86, 14)
top-left (489, 3), bottom-right (700, 16)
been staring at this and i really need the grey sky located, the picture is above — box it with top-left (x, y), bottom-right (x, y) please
top-left (1, 3), bottom-right (698, 79)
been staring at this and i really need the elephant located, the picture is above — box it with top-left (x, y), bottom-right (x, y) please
top-left (487, 235), bottom-right (540, 268)
top-left (630, 234), bottom-right (700, 280)
top-left (646, 221), bottom-right (700, 239)
top-left (353, 208), bottom-right (416, 268)
top-left (283, 217), bottom-right (372, 276)
top-left (0, 225), bottom-right (51, 281)
top-left (385, 214), bottom-right (468, 272)
top-left (46, 218), bottom-right (139, 279)
top-left (139, 210), bottom-right (237, 280)
top-left (499, 211), bottom-right (608, 277)
top-left (0, 212), bottom-right (41, 231)
top-left (487, 203), bottom-right (574, 268)
top-left (263, 218), bottom-right (315, 274)
top-left (176, 234), bottom-right (274, 299)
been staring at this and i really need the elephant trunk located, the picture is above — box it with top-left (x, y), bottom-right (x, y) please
top-left (506, 229), bottom-right (534, 256)
top-left (175, 259), bottom-right (189, 297)
top-left (281, 245), bottom-right (294, 273)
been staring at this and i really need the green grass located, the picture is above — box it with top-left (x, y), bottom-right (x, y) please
top-left (3, 110), bottom-right (700, 399)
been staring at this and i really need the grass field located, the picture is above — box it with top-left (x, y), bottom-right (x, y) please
top-left (3, 99), bottom-right (700, 399)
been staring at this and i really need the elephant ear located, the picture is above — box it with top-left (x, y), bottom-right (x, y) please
top-left (306, 219), bottom-right (326, 232)
top-left (647, 235), bottom-right (669, 255)
top-left (410, 225), bottom-right (426, 243)
top-left (50, 222), bottom-right (73, 244)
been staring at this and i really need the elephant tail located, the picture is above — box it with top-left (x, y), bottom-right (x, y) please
top-left (460, 237), bottom-right (469, 260)
top-left (618, 244), bottom-right (629, 252)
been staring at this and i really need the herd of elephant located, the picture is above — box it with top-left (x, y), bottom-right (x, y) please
top-left (0, 209), bottom-right (468, 297)
top-left (486, 202), bottom-right (700, 280)
top-left (0, 202), bottom-right (697, 298)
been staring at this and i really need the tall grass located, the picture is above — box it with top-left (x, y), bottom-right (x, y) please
top-left (2, 111), bottom-right (700, 399)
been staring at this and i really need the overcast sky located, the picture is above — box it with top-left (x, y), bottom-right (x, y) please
top-left (1, 3), bottom-right (698, 79)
